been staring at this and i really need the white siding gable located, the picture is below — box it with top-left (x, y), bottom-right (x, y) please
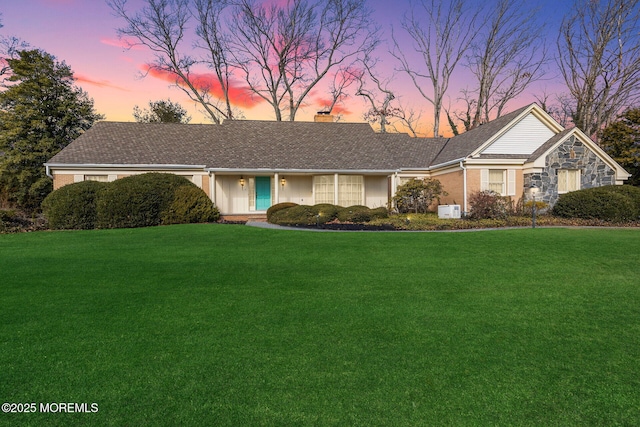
top-left (482, 113), bottom-right (556, 155)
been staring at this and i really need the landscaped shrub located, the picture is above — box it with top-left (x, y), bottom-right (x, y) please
top-left (552, 186), bottom-right (638, 221)
top-left (93, 173), bottom-right (221, 229)
top-left (468, 190), bottom-right (514, 219)
top-left (96, 173), bottom-right (194, 228)
top-left (393, 178), bottom-right (446, 213)
top-left (312, 204), bottom-right (340, 222)
top-left (337, 205), bottom-right (374, 223)
top-left (266, 202), bottom-right (298, 222)
top-left (42, 180), bottom-right (108, 229)
top-left (370, 206), bottom-right (389, 220)
top-left (269, 204), bottom-right (318, 226)
top-left (599, 185), bottom-right (640, 215)
top-left (268, 203), bottom-right (388, 225)
top-left (161, 185), bottom-right (220, 224)
top-left (0, 209), bottom-right (15, 232)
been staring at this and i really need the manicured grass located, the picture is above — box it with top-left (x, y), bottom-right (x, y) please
top-left (1, 225), bottom-right (639, 426)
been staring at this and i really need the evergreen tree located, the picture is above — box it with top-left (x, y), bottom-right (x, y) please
top-left (599, 108), bottom-right (640, 186)
top-left (0, 49), bottom-right (103, 210)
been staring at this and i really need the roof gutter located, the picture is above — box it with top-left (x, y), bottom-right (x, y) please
top-left (427, 157), bottom-right (466, 171)
top-left (44, 163), bottom-right (207, 170)
top-left (205, 168), bottom-right (399, 175)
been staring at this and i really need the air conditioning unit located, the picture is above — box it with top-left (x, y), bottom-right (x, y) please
top-left (438, 205), bottom-right (461, 219)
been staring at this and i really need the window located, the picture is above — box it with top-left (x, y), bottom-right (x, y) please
top-left (558, 170), bottom-right (580, 193)
top-left (488, 170), bottom-right (505, 194)
top-left (481, 169), bottom-right (516, 196)
top-left (314, 175), bottom-right (363, 205)
top-left (338, 175), bottom-right (363, 206)
top-left (84, 175), bottom-right (108, 182)
top-left (314, 175), bottom-right (335, 204)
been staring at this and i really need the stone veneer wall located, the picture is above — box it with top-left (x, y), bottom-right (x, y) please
top-left (524, 135), bottom-right (616, 206)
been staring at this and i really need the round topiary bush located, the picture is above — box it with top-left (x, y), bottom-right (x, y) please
top-left (96, 173), bottom-right (216, 229)
top-left (312, 204), bottom-right (340, 223)
top-left (161, 185), bottom-right (220, 224)
top-left (269, 204), bottom-right (318, 226)
top-left (552, 186), bottom-right (638, 221)
top-left (267, 202), bottom-right (298, 222)
top-left (370, 207), bottom-right (389, 220)
top-left (42, 180), bottom-right (108, 229)
top-left (337, 205), bottom-right (374, 223)
top-left (598, 185), bottom-right (640, 216)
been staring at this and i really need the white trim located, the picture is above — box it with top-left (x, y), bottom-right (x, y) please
top-left (205, 168), bottom-right (397, 175)
top-left (507, 169), bottom-right (516, 196)
top-left (470, 104), bottom-right (564, 157)
top-left (45, 163), bottom-right (206, 170)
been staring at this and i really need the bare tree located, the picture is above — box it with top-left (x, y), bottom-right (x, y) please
top-left (391, 0), bottom-right (477, 137)
top-left (228, 0), bottom-right (380, 121)
top-left (321, 67), bottom-right (360, 114)
top-left (557, 0), bottom-right (640, 138)
top-left (193, 0), bottom-right (239, 121)
top-left (353, 57), bottom-right (397, 133)
top-left (466, 0), bottom-right (546, 126)
top-left (444, 89), bottom-right (475, 135)
top-left (109, 0), bottom-right (236, 124)
top-left (389, 103), bottom-right (424, 137)
top-left (0, 15), bottom-right (29, 81)
top-left (533, 91), bottom-right (572, 128)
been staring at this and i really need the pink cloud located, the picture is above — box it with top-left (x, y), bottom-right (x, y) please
top-left (313, 97), bottom-right (353, 116)
top-left (142, 65), bottom-right (262, 109)
top-left (75, 74), bottom-right (129, 91)
top-left (101, 37), bottom-right (147, 51)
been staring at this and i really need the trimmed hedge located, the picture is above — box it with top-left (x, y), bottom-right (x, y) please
top-left (268, 203), bottom-right (388, 226)
top-left (266, 202), bottom-right (298, 222)
top-left (42, 180), bottom-right (108, 230)
top-left (161, 185), bottom-right (220, 224)
top-left (552, 185), bottom-right (640, 221)
top-left (96, 173), bottom-right (195, 228)
top-left (43, 173), bottom-right (219, 230)
top-left (337, 205), bottom-right (374, 223)
top-left (269, 205), bottom-right (318, 226)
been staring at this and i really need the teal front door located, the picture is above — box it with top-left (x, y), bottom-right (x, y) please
top-left (255, 176), bottom-right (271, 210)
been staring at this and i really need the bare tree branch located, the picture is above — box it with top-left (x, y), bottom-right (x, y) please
top-left (391, 0), bottom-right (478, 137)
top-left (228, 0), bottom-right (380, 121)
top-left (108, 0), bottom-right (236, 124)
top-left (466, 0), bottom-right (547, 126)
top-left (557, 0), bottom-right (640, 138)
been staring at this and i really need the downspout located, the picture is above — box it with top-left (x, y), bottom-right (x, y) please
top-left (45, 164), bottom-right (52, 178)
top-left (460, 161), bottom-right (467, 214)
top-left (392, 171), bottom-right (399, 210)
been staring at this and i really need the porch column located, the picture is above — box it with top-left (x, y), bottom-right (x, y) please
top-left (334, 173), bottom-right (339, 205)
top-left (274, 172), bottom-right (280, 204)
top-left (209, 172), bottom-right (216, 205)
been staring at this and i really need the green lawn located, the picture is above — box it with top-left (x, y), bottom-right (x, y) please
top-left (1, 225), bottom-right (639, 426)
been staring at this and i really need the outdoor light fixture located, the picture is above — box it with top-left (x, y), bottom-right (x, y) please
top-left (528, 183), bottom-right (539, 229)
top-left (239, 176), bottom-right (245, 189)
top-left (281, 177), bottom-right (286, 187)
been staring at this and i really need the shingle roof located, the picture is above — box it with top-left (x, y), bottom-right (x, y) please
top-left (430, 104), bottom-right (533, 165)
top-left (48, 120), bottom-right (448, 171)
top-left (47, 104), bottom-right (542, 172)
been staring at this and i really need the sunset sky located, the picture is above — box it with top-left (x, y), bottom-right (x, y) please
top-left (2, 0), bottom-right (571, 135)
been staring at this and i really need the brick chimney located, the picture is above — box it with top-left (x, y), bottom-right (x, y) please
top-left (314, 111), bottom-right (334, 123)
